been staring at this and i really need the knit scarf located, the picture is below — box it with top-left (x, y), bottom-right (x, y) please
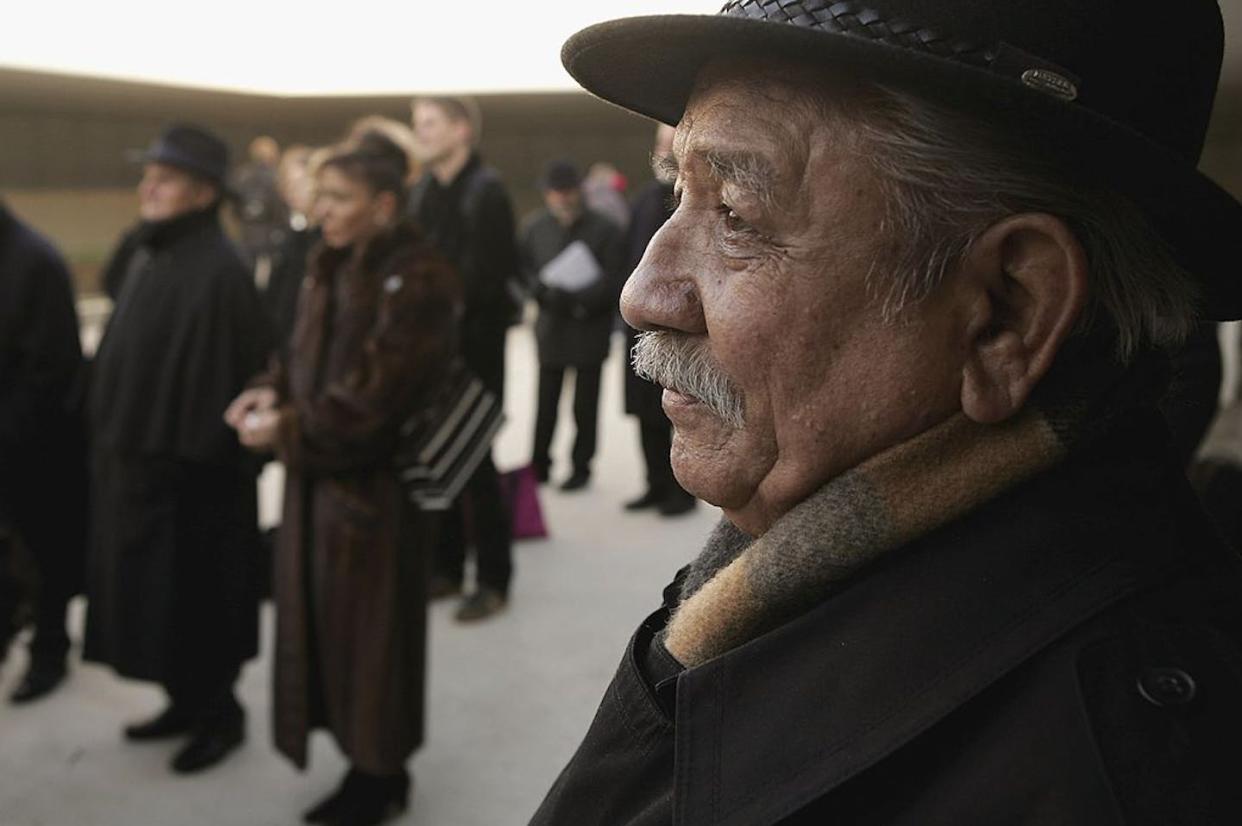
top-left (662, 350), bottom-right (1164, 668)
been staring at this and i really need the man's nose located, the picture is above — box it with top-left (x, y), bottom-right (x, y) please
top-left (620, 220), bottom-right (705, 335)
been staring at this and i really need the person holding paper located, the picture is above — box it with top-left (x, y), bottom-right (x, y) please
top-left (521, 160), bottom-right (625, 491)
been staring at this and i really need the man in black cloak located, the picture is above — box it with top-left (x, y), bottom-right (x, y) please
top-left (0, 202), bottom-right (88, 703)
top-left (85, 124), bottom-right (270, 775)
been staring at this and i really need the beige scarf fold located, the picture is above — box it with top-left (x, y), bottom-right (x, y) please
top-left (663, 410), bottom-right (1064, 666)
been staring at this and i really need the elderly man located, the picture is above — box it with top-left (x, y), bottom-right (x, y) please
top-left (533, 1), bottom-right (1242, 823)
top-left (86, 124), bottom-right (269, 775)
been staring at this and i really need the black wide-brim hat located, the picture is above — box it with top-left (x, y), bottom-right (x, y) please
top-left (562, 0), bottom-right (1242, 320)
top-left (142, 123), bottom-right (229, 188)
top-left (540, 158), bottom-right (583, 191)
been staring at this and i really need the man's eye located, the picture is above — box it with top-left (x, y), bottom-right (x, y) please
top-left (719, 204), bottom-right (750, 234)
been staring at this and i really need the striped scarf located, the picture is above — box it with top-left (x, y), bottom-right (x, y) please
top-left (663, 353), bottom-right (1163, 668)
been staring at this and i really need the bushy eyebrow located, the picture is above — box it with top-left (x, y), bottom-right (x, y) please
top-left (659, 148), bottom-right (780, 210)
top-left (653, 153), bottom-right (680, 182)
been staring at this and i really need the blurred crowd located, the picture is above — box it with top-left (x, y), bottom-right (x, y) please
top-left (0, 97), bottom-right (694, 825)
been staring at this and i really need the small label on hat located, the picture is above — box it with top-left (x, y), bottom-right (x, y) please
top-left (1021, 69), bottom-right (1078, 102)
top-left (384, 275), bottom-right (404, 294)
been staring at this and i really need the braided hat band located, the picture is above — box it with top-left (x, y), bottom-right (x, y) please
top-left (722, 1), bottom-right (995, 68)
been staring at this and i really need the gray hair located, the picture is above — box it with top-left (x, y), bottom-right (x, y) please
top-left (852, 85), bottom-right (1200, 362)
top-left (632, 331), bottom-right (746, 428)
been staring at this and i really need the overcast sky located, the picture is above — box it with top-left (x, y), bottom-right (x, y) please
top-left (2, 1), bottom-right (710, 96)
top-left (5, 1), bottom-right (1239, 96)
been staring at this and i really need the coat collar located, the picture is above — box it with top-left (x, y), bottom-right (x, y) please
top-left (671, 411), bottom-right (1209, 826)
top-left (308, 218), bottom-right (425, 284)
top-left (134, 205), bottom-right (219, 251)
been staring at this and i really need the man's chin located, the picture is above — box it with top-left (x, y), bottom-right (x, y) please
top-left (669, 429), bottom-right (762, 519)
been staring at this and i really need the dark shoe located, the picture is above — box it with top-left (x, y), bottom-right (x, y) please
top-left (170, 717), bottom-right (245, 774)
top-left (559, 470), bottom-right (591, 492)
top-left (327, 769), bottom-right (410, 826)
top-left (428, 576), bottom-right (462, 600)
top-left (454, 588), bottom-right (507, 623)
top-left (303, 768), bottom-right (354, 823)
top-left (623, 489), bottom-right (662, 511)
top-left (9, 659), bottom-right (67, 704)
top-left (124, 704), bottom-right (195, 741)
top-left (658, 493), bottom-right (698, 517)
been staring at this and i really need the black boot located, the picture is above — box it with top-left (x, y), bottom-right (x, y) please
top-left (658, 491), bottom-right (697, 517)
top-left (327, 769), bottom-right (411, 826)
top-left (124, 704), bottom-right (196, 741)
top-left (623, 488), bottom-right (663, 511)
top-left (170, 700), bottom-right (245, 774)
top-left (9, 657), bottom-right (67, 704)
top-left (560, 469), bottom-right (591, 492)
top-left (304, 769), bottom-right (354, 824)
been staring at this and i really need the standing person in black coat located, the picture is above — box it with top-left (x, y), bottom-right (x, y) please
top-left (522, 160), bottom-right (625, 492)
top-left (0, 202), bottom-right (88, 703)
top-left (262, 143), bottom-right (319, 354)
top-left (534, 2), bottom-right (1242, 823)
top-left (409, 96), bottom-right (517, 622)
top-left (85, 124), bottom-right (270, 775)
top-left (231, 135), bottom-right (288, 272)
top-left (622, 126), bottom-right (695, 517)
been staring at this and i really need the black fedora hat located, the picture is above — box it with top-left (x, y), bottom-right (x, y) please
top-left (143, 123), bottom-right (229, 188)
top-left (562, 0), bottom-right (1242, 320)
top-left (539, 159), bottom-right (583, 191)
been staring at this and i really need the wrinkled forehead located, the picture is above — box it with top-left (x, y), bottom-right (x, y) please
top-left (674, 60), bottom-right (869, 192)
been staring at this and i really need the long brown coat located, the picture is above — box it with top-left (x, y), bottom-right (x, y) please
top-left (264, 220), bottom-right (460, 773)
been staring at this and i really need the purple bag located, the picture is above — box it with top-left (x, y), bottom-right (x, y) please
top-left (500, 464), bottom-right (548, 541)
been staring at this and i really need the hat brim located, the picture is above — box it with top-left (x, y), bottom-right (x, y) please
top-left (142, 146), bottom-right (226, 188)
top-left (563, 15), bottom-right (1242, 321)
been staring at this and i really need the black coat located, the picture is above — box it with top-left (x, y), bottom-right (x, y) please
top-left (0, 204), bottom-right (87, 592)
top-left (84, 208), bottom-right (270, 683)
top-left (263, 224), bottom-right (318, 353)
top-left (624, 181), bottom-right (675, 420)
top-left (532, 411), bottom-right (1242, 825)
top-left (522, 208), bottom-right (625, 368)
top-left (409, 155), bottom-right (520, 396)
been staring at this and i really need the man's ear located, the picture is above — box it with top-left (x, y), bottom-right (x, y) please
top-left (192, 181), bottom-right (220, 211)
top-left (957, 213), bottom-right (1088, 424)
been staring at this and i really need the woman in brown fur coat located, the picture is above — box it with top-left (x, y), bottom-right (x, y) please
top-left (227, 131), bottom-right (459, 826)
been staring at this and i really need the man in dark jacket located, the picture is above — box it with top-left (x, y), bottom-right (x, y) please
top-left (85, 124), bottom-right (270, 775)
top-left (409, 96), bottom-right (517, 623)
top-left (521, 160), bottom-right (625, 492)
top-left (534, 1), bottom-right (1242, 823)
top-left (0, 202), bottom-right (88, 704)
top-left (623, 126), bottom-right (696, 517)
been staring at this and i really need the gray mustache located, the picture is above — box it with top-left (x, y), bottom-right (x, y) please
top-left (631, 331), bottom-right (745, 429)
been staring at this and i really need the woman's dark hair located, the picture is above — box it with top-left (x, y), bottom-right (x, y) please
top-left (320, 130), bottom-right (409, 199)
